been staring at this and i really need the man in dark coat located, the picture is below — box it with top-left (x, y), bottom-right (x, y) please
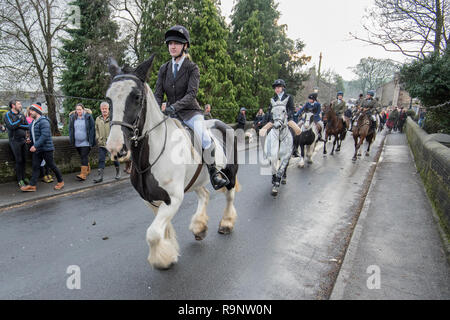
top-left (3, 100), bottom-right (29, 188)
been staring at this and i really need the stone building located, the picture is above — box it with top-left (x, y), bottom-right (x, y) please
top-left (376, 74), bottom-right (412, 109)
top-left (296, 67), bottom-right (337, 105)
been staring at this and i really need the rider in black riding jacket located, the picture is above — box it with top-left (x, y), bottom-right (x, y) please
top-left (154, 25), bottom-right (228, 190)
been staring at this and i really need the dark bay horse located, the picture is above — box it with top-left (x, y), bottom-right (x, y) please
top-left (323, 104), bottom-right (347, 155)
top-left (352, 112), bottom-right (376, 161)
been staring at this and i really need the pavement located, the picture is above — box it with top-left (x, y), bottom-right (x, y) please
top-left (330, 132), bottom-right (450, 300)
top-left (0, 165), bottom-right (131, 211)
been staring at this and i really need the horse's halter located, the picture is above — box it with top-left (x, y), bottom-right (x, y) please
top-left (109, 74), bottom-right (169, 174)
top-left (110, 74), bottom-right (168, 148)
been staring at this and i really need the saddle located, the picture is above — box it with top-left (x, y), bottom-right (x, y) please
top-left (171, 118), bottom-right (229, 170)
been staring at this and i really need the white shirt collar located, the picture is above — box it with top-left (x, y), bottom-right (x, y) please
top-left (172, 55), bottom-right (186, 72)
top-left (278, 92), bottom-right (285, 100)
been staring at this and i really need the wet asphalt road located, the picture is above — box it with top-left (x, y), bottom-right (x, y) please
top-left (0, 133), bottom-right (384, 300)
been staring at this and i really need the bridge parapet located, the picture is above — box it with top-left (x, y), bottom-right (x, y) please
top-left (406, 117), bottom-right (450, 235)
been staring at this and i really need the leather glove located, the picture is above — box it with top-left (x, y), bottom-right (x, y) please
top-left (165, 105), bottom-right (176, 116)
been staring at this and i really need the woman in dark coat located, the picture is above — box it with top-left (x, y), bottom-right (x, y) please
top-left (154, 25), bottom-right (227, 190)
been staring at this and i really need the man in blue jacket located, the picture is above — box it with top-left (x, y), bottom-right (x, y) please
top-left (3, 100), bottom-right (29, 188)
top-left (21, 104), bottom-right (64, 192)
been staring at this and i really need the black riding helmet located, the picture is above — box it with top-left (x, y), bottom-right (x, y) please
top-left (272, 79), bottom-right (286, 89)
top-left (165, 25), bottom-right (190, 47)
top-left (308, 93), bottom-right (318, 101)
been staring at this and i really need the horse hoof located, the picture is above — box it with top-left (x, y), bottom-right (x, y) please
top-left (281, 178), bottom-right (287, 185)
top-left (194, 230), bottom-right (208, 241)
top-left (307, 160), bottom-right (313, 164)
top-left (365, 152), bottom-right (370, 157)
top-left (352, 157), bottom-right (357, 161)
top-left (271, 188), bottom-right (278, 197)
top-left (331, 152), bottom-right (334, 156)
top-left (218, 226), bottom-right (232, 235)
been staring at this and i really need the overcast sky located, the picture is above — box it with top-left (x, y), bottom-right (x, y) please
top-left (219, 0), bottom-right (407, 81)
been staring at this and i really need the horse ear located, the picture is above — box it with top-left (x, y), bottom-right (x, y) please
top-left (135, 54), bottom-right (155, 83)
top-left (109, 58), bottom-right (122, 79)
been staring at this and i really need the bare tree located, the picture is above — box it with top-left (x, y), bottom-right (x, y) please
top-left (110, 0), bottom-right (144, 64)
top-left (0, 0), bottom-right (69, 134)
top-left (351, 57), bottom-right (400, 93)
top-left (352, 0), bottom-right (449, 59)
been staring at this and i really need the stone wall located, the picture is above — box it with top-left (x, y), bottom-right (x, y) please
top-left (0, 137), bottom-right (101, 183)
top-left (405, 117), bottom-right (450, 235)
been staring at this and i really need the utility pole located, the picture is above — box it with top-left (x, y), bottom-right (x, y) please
top-left (317, 52), bottom-right (323, 88)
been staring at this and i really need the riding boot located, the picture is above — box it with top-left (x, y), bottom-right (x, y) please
top-left (115, 166), bottom-right (121, 180)
top-left (204, 141), bottom-right (229, 190)
top-left (93, 168), bottom-right (104, 184)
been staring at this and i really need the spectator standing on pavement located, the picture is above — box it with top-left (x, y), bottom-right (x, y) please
top-left (253, 108), bottom-right (265, 135)
top-left (237, 107), bottom-right (247, 130)
top-left (25, 104), bottom-right (52, 183)
top-left (204, 104), bottom-right (212, 120)
top-left (398, 108), bottom-right (407, 133)
top-left (20, 104), bottom-right (64, 192)
top-left (93, 101), bottom-right (120, 184)
top-left (69, 103), bottom-right (96, 181)
top-left (3, 100), bottom-right (29, 188)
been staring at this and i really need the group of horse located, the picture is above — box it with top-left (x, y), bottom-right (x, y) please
top-left (263, 103), bottom-right (378, 196)
top-left (103, 56), bottom-right (378, 271)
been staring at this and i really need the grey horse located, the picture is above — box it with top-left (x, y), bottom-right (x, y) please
top-left (263, 105), bottom-right (293, 196)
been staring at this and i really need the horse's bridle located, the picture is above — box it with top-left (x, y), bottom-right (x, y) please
top-left (109, 74), bottom-right (169, 174)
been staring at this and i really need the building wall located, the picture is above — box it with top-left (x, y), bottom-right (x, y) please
top-left (376, 75), bottom-right (412, 108)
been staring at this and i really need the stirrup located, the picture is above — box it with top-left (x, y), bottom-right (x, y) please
top-left (210, 169), bottom-right (230, 190)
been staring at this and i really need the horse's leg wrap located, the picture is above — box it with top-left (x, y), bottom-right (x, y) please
top-left (288, 120), bottom-right (301, 136)
top-left (259, 122), bottom-right (273, 137)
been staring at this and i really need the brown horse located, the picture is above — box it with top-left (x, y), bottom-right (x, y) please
top-left (352, 112), bottom-right (375, 161)
top-left (323, 104), bottom-right (347, 155)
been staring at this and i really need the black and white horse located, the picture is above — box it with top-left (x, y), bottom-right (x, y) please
top-left (296, 112), bottom-right (319, 168)
top-left (106, 56), bottom-right (240, 270)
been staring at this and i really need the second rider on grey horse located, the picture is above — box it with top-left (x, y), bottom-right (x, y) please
top-left (260, 79), bottom-right (301, 146)
top-left (154, 25), bottom-right (228, 190)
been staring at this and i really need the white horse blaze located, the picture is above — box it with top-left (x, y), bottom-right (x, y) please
top-left (106, 80), bottom-right (135, 155)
